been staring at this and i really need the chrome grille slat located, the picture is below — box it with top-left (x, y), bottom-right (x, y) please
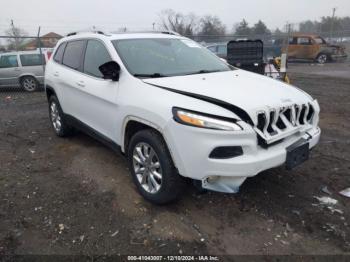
top-left (270, 108), bottom-right (279, 133)
top-left (263, 111), bottom-right (270, 134)
top-left (303, 104), bottom-right (309, 125)
top-left (296, 105), bottom-right (301, 125)
top-left (255, 103), bottom-right (315, 145)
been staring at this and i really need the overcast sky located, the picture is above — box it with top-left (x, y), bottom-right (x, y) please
top-left (0, 0), bottom-right (349, 36)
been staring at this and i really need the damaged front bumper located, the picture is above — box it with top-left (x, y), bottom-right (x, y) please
top-left (331, 53), bottom-right (348, 62)
top-left (165, 115), bottom-right (321, 194)
top-left (201, 127), bottom-right (321, 193)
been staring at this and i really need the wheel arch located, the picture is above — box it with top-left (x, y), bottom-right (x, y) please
top-left (19, 73), bottom-right (38, 82)
top-left (121, 117), bottom-right (179, 170)
top-left (45, 85), bottom-right (57, 101)
top-left (316, 51), bottom-right (331, 60)
top-left (121, 116), bottom-right (164, 154)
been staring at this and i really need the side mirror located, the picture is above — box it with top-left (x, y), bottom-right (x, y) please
top-left (99, 61), bottom-right (120, 81)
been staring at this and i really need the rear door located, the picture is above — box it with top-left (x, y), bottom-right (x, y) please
top-left (0, 54), bottom-right (21, 87)
top-left (58, 40), bottom-right (86, 116)
top-left (74, 39), bottom-right (119, 139)
top-left (19, 53), bottom-right (46, 83)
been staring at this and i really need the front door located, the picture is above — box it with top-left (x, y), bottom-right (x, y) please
top-left (295, 37), bottom-right (314, 59)
top-left (73, 39), bottom-right (119, 140)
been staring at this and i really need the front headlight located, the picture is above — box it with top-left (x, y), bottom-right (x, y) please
top-left (172, 107), bottom-right (242, 131)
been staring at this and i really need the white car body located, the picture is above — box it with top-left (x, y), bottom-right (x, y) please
top-left (45, 31), bottom-right (320, 195)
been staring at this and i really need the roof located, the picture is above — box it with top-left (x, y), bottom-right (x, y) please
top-left (41, 32), bottom-right (62, 38)
top-left (291, 33), bottom-right (321, 38)
top-left (0, 50), bottom-right (50, 56)
top-left (23, 32), bottom-right (62, 50)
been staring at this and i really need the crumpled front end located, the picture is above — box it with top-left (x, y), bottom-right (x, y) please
top-left (252, 99), bottom-right (320, 147)
top-left (164, 97), bottom-right (321, 194)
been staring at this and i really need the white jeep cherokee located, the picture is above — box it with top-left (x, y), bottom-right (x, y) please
top-left (45, 31), bottom-right (321, 204)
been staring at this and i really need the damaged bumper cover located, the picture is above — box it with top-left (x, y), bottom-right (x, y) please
top-left (164, 112), bottom-right (321, 194)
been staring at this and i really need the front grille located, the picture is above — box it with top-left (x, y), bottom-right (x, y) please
top-left (255, 103), bottom-right (315, 146)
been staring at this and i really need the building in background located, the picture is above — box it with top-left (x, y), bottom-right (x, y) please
top-left (23, 32), bottom-right (62, 50)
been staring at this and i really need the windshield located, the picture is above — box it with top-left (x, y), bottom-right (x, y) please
top-left (112, 38), bottom-right (232, 77)
top-left (314, 37), bottom-right (326, 44)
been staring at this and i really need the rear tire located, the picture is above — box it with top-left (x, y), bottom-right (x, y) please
top-left (127, 129), bottom-right (186, 204)
top-left (20, 76), bottom-right (38, 92)
top-left (48, 95), bottom-right (73, 137)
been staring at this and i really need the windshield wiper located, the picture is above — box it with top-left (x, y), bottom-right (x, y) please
top-left (184, 69), bottom-right (223, 76)
top-left (133, 73), bottom-right (168, 78)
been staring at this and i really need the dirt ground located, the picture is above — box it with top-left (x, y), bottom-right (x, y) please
top-left (0, 62), bottom-right (350, 258)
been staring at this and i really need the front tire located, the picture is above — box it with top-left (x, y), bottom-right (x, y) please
top-left (316, 53), bottom-right (328, 64)
top-left (48, 95), bottom-right (73, 137)
top-left (20, 76), bottom-right (38, 92)
top-left (127, 129), bottom-right (186, 204)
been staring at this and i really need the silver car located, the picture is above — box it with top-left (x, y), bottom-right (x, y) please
top-left (0, 50), bottom-right (51, 92)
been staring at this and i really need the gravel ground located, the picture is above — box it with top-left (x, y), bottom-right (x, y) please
top-left (0, 63), bottom-right (349, 258)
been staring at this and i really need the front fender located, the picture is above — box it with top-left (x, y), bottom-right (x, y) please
top-left (120, 115), bottom-right (165, 152)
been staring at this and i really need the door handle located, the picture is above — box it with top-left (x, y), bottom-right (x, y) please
top-left (76, 81), bottom-right (85, 88)
top-left (53, 72), bottom-right (59, 77)
top-left (14, 68), bottom-right (20, 71)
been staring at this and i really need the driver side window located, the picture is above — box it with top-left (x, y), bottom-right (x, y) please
top-left (83, 40), bottom-right (111, 78)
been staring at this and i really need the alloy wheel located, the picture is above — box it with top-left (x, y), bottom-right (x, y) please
top-left (50, 102), bottom-right (62, 133)
top-left (23, 78), bottom-right (37, 91)
top-left (132, 142), bottom-right (162, 194)
top-left (317, 54), bottom-right (327, 64)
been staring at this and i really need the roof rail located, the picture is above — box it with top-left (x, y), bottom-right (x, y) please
top-left (109, 30), bottom-right (181, 36)
top-left (65, 30), bottom-right (181, 37)
top-left (66, 30), bottom-right (107, 37)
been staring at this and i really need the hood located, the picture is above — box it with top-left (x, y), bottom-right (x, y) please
top-left (323, 43), bottom-right (346, 52)
top-left (143, 70), bottom-right (313, 122)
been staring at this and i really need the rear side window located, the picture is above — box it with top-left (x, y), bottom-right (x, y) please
top-left (217, 45), bottom-right (227, 55)
top-left (53, 42), bottom-right (66, 63)
top-left (83, 40), bottom-right (111, 78)
top-left (0, 55), bottom-right (18, 68)
top-left (20, 54), bottom-right (46, 66)
top-left (62, 40), bottom-right (85, 70)
top-left (297, 37), bottom-right (311, 45)
top-left (207, 46), bottom-right (217, 53)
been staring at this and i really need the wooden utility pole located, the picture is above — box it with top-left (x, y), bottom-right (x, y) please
top-left (37, 26), bottom-right (45, 72)
top-left (10, 19), bottom-right (19, 51)
top-left (330, 7), bottom-right (337, 41)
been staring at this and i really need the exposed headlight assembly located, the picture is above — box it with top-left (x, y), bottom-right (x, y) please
top-left (172, 107), bottom-right (242, 131)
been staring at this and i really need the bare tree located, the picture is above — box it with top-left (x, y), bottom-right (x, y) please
top-left (117, 27), bottom-right (128, 32)
top-left (159, 9), bottom-right (198, 36)
top-left (5, 20), bottom-right (28, 51)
